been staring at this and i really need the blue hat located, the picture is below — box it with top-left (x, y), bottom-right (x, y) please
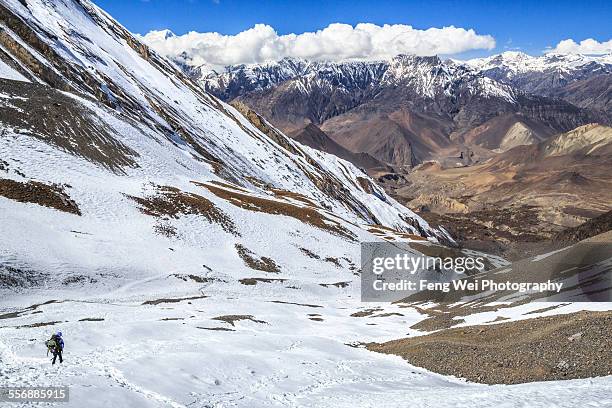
top-left (57, 331), bottom-right (62, 337)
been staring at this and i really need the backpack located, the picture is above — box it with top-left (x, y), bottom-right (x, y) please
top-left (45, 337), bottom-right (57, 353)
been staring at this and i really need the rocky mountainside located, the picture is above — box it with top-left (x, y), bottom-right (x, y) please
top-left (287, 122), bottom-right (393, 174)
top-left (0, 0), bottom-right (445, 240)
top-left (192, 54), bottom-right (606, 170)
top-left (465, 51), bottom-right (612, 114)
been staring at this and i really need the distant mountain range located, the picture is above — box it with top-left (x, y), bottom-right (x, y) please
top-left (177, 52), bottom-right (611, 172)
top-left (466, 52), bottom-right (612, 114)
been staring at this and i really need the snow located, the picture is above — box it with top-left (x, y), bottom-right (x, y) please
top-left (465, 51), bottom-right (612, 75)
top-left (1, 0), bottom-right (439, 237)
top-left (0, 58), bottom-right (28, 82)
top-left (0, 1), bottom-right (610, 406)
top-left (2, 281), bottom-right (612, 407)
top-left (0, 113), bottom-right (609, 406)
top-left (531, 246), bottom-right (571, 262)
top-left (199, 49), bottom-right (612, 108)
top-left (458, 301), bottom-right (612, 328)
top-left (463, 51), bottom-right (612, 87)
top-left (201, 54), bottom-right (518, 103)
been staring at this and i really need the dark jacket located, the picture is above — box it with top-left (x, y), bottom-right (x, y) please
top-left (51, 335), bottom-right (64, 352)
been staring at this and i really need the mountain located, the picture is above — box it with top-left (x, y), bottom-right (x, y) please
top-left (193, 55), bottom-right (605, 169)
top-left (286, 121), bottom-right (394, 174)
top-left (0, 0), bottom-right (456, 306)
top-left (398, 124), bottom-right (612, 256)
top-left (466, 51), bottom-right (612, 114)
top-left (459, 113), bottom-right (556, 152)
top-left (0, 0), bottom-right (446, 239)
top-left (1, 2), bottom-right (611, 406)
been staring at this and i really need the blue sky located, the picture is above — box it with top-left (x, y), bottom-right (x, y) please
top-left (97, 0), bottom-right (611, 58)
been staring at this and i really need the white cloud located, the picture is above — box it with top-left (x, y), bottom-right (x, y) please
top-left (140, 23), bottom-right (495, 70)
top-left (546, 38), bottom-right (612, 55)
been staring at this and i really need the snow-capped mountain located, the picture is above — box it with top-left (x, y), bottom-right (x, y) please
top-left (465, 51), bottom-right (612, 89)
top-left (0, 0), bottom-right (451, 312)
top-left (201, 51), bottom-right (612, 106)
top-left (201, 55), bottom-right (518, 104)
top-left (464, 51), bottom-right (612, 113)
top-left (192, 53), bottom-right (604, 169)
top-left (0, 0), bottom-right (442, 237)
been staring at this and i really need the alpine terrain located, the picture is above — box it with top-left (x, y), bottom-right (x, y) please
top-left (192, 54), bottom-right (609, 168)
top-left (0, 1), bottom-right (611, 407)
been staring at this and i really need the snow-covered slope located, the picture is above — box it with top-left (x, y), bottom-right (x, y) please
top-left (0, 2), bottom-right (457, 404)
top-left (0, 0), bottom-right (445, 237)
top-left (1, 2), bottom-right (611, 407)
top-left (0, 0), bottom-right (463, 299)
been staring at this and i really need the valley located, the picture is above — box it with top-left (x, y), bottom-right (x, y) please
top-left (0, 0), bottom-right (610, 407)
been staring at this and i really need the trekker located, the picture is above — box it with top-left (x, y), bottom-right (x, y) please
top-left (46, 331), bottom-right (64, 365)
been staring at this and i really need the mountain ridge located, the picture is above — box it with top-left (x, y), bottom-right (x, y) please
top-left (183, 52), bottom-right (608, 170)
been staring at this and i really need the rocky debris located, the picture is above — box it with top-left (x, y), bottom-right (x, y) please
top-left (0, 79), bottom-right (138, 172)
top-left (0, 265), bottom-right (49, 289)
top-left (350, 308), bottom-right (382, 318)
top-left (153, 222), bottom-right (178, 238)
top-left (553, 210), bottom-right (612, 244)
top-left (15, 321), bottom-right (63, 329)
top-left (202, 182), bottom-right (357, 241)
top-left (235, 244), bottom-right (281, 273)
top-left (299, 247), bottom-right (320, 259)
top-left (211, 315), bottom-right (267, 327)
top-left (268, 300), bottom-right (323, 308)
top-left (416, 205), bottom-right (552, 259)
top-left (197, 326), bottom-right (235, 332)
top-left (238, 277), bottom-right (286, 285)
top-left (142, 295), bottom-right (208, 305)
top-left (367, 310), bottom-right (612, 384)
top-left (128, 185), bottom-right (238, 235)
top-left (0, 179), bottom-right (81, 215)
top-left (62, 275), bottom-right (97, 285)
top-left (171, 274), bottom-right (219, 284)
top-left (319, 281), bottom-right (350, 288)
